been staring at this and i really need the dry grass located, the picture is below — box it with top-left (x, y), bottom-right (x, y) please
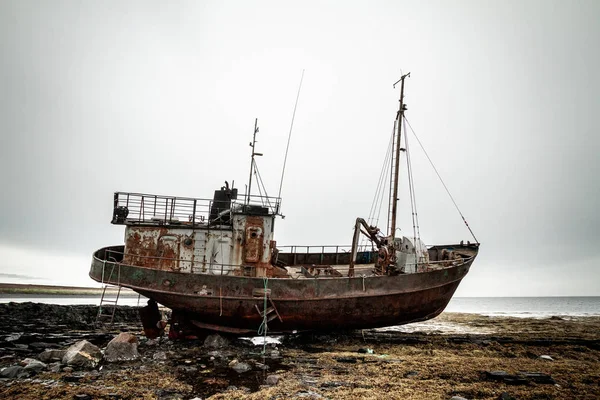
top-left (2, 313), bottom-right (599, 399)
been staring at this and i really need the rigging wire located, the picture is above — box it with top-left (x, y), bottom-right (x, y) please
top-left (367, 126), bottom-right (393, 222)
top-left (368, 126), bottom-right (395, 226)
top-left (374, 131), bottom-right (393, 229)
top-left (277, 69), bottom-right (305, 203)
top-left (250, 160), bottom-right (265, 207)
top-left (387, 120), bottom-right (397, 235)
top-left (404, 121), bottom-right (418, 247)
top-left (403, 117), bottom-right (422, 264)
top-left (254, 163), bottom-right (273, 210)
top-left (404, 118), bottom-right (479, 244)
top-left (362, 126), bottom-right (394, 248)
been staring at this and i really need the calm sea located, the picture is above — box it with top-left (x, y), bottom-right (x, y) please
top-left (0, 295), bottom-right (598, 317)
top-left (445, 296), bottom-right (600, 317)
top-left (0, 294), bottom-right (146, 307)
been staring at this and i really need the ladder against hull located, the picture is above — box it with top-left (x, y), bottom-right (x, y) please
top-left (95, 260), bottom-right (123, 325)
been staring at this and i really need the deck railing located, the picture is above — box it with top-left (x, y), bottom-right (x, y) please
top-left (111, 192), bottom-right (281, 226)
top-left (277, 244), bottom-right (375, 254)
top-left (96, 247), bottom-right (473, 278)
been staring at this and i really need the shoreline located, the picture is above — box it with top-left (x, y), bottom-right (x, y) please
top-left (0, 283), bottom-right (136, 296)
top-left (0, 303), bottom-right (599, 399)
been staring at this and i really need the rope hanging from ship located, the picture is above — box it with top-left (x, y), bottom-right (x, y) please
top-left (257, 276), bottom-right (269, 354)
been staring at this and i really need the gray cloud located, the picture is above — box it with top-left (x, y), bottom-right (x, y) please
top-left (0, 0), bottom-right (598, 295)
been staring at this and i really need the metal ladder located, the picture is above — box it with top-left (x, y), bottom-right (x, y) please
top-left (96, 260), bottom-right (122, 325)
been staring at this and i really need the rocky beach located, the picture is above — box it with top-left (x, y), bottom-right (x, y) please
top-left (0, 302), bottom-right (598, 400)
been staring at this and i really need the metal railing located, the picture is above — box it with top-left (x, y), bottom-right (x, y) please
top-left (111, 192), bottom-right (281, 226)
top-left (103, 248), bottom-right (247, 276)
top-left (277, 244), bottom-right (375, 254)
top-left (96, 247), bottom-right (474, 279)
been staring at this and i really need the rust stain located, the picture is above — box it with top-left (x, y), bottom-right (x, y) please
top-left (157, 235), bottom-right (180, 271)
top-left (124, 227), bottom-right (182, 271)
top-left (243, 216), bottom-right (264, 263)
top-left (124, 227), bottom-right (159, 268)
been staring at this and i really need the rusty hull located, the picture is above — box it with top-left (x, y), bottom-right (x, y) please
top-left (124, 226), bottom-right (182, 271)
top-left (91, 245), bottom-right (476, 334)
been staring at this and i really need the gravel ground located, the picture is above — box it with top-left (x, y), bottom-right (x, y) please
top-left (0, 303), bottom-right (598, 399)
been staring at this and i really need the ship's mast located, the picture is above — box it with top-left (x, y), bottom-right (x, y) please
top-left (389, 72), bottom-right (410, 240)
top-left (246, 118), bottom-right (261, 205)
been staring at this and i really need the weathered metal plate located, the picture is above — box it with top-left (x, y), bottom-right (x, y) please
top-left (91, 244), bottom-right (477, 334)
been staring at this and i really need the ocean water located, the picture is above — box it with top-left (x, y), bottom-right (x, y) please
top-left (445, 296), bottom-right (600, 318)
top-left (0, 294), bottom-right (146, 306)
top-left (372, 296), bottom-right (600, 335)
top-left (0, 295), bottom-right (598, 317)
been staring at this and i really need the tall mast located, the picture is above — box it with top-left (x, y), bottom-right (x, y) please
top-left (246, 118), bottom-right (260, 205)
top-left (390, 72), bottom-right (410, 240)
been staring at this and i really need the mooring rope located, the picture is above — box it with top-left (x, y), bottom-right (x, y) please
top-left (219, 286), bottom-right (223, 317)
top-left (257, 276), bottom-right (269, 355)
top-left (219, 233), bottom-right (224, 316)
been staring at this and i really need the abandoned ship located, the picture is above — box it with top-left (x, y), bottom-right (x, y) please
top-left (90, 73), bottom-right (480, 335)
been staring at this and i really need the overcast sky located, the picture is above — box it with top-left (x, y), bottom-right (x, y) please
top-left (1, 0), bottom-right (598, 296)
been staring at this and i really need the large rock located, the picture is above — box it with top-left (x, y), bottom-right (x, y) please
top-left (1, 365), bottom-right (29, 378)
top-left (104, 332), bottom-right (139, 362)
top-left (21, 358), bottom-right (47, 373)
top-left (229, 360), bottom-right (252, 373)
top-left (111, 332), bottom-right (138, 344)
top-left (204, 333), bottom-right (229, 349)
top-left (62, 340), bottom-right (102, 369)
top-left (49, 362), bottom-right (62, 373)
top-left (266, 374), bottom-right (280, 385)
top-left (296, 391), bottom-right (325, 399)
top-left (519, 372), bottom-right (555, 384)
top-left (6, 333), bottom-right (22, 342)
top-left (39, 349), bottom-right (67, 363)
top-left (156, 388), bottom-right (185, 400)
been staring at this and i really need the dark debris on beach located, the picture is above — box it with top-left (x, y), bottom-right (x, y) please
top-left (1, 303), bottom-right (599, 400)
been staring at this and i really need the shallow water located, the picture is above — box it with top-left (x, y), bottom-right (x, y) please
top-left (1, 295), bottom-right (598, 317)
top-left (445, 296), bottom-right (600, 317)
top-left (0, 294), bottom-right (146, 306)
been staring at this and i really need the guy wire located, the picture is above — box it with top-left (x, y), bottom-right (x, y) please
top-left (277, 69), bottom-right (305, 201)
